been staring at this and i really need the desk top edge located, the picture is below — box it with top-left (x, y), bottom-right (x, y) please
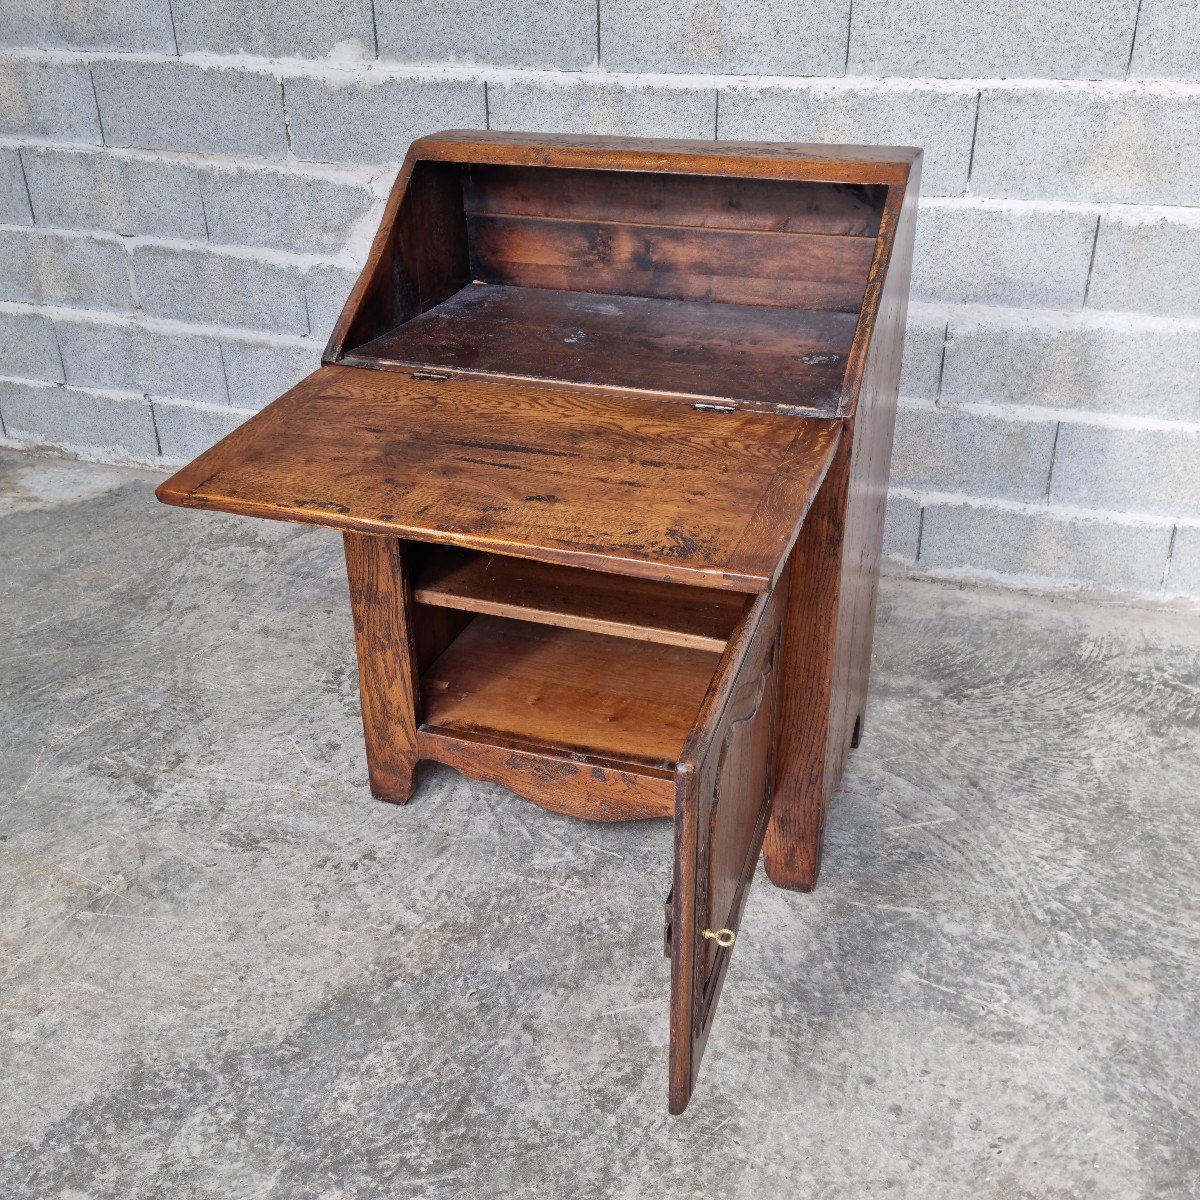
top-left (408, 130), bottom-right (922, 184)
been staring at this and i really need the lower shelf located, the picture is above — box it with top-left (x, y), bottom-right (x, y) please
top-left (412, 544), bottom-right (746, 652)
top-left (420, 614), bottom-right (722, 772)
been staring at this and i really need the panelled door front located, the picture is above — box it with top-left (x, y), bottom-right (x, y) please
top-left (668, 586), bottom-right (784, 1113)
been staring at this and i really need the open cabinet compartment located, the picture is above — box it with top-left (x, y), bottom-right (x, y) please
top-left (331, 156), bottom-right (888, 413)
top-left (157, 131), bottom-right (922, 1116)
top-left (411, 543), bottom-right (749, 651)
top-left (407, 542), bottom-right (754, 821)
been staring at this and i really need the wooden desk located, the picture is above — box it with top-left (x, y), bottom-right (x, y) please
top-left (157, 130), bottom-right (921, 1113)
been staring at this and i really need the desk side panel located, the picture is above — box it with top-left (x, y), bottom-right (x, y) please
top-left (764, 162), bottom-right (920, 892)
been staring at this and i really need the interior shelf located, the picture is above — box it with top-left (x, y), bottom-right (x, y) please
top-left (412, 545), bottom-right (747, 652)
top-left (344, 282), bottom-right (860, 412)
top-left (420, 614), bottom-right (723, 770)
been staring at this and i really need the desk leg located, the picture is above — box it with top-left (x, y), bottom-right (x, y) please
top-left (764, 435), bottom-right (850, 892)
top-left (343, 533), bottom-right (420, 804)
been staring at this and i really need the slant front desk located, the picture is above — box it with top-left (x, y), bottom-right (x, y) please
top-left (158, 131), bottom-right (920, 1113)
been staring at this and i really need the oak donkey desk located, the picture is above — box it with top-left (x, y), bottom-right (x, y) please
top-left (157, 131), bottom-right (920, 1114)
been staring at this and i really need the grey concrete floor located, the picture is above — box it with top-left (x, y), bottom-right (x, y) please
top-left (1, 447), bottom-right (1197, 1200)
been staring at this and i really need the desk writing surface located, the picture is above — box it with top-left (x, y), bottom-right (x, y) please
top-left (345, 283), bottom-right (861, 412)
top-left (157, 364), bottom-right (842, 593)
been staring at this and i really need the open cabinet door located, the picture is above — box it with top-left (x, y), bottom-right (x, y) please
top-left (668, 585), bottom-right (785, 1114)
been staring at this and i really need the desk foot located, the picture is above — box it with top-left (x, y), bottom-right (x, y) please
top-left (368, 769), bottom-right (417, 806)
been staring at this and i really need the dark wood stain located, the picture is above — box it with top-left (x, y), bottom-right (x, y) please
top-left (156, 364), bottom-right (843, 595)
top-left (155, 130), bottom-right (920, 1116)
top-left (346, 283), bottom-right (857, 412)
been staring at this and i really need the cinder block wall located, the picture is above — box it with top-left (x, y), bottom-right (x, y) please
top-left (1, 3), bottom-right (1197, 602)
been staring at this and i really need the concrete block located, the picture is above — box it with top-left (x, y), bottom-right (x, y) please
top-left (21, 148), bottom-right (207, 240)
top-left (1086, 216), bottom-right (1200, 318)
top-left (489, 79), bottom-right (716, 141)
top-left (848, 0), bottom-right (1137, 79)
top-left (285, 75), bottom-right (485, 164)
top-left (0, 148), bottom-right (32, 225)
top-left (153, 399), bottom-right (250, 465)
top-left (1050, 422), bottom-right (1200, 519)
top-left (55, 320), bottom-right (227, 404)
top-left (912, 203), bottom-right (1096, 310)
top-left (0, 59), bottom-right (102, 142)
top-left (891, 401), bottom-right (1057, 502)
top-left (941, 310), bottom-right (1200, 422)
top-left (718, 82), bottom-right (975, 198)
top-left (134, 246), bottom-right (309, 334)
top-left (200, 167), bottom-right (377, 253)
top-left (1166, 525), bottom-right (1200, 596)
top-left (0, 311), bottom-right (63, 382)
top-left (91, 62), bottom-right (286, 158)
top-left (0, 230), bottom-right (133, 312)
top-left (220, 339), bottom-right (320, 410)
top-left (377, 0), bottom-right (595, 68)
top-left (972, 87), bottom-right (1200, 207)
top-left (882, 492), bottom-right (922, 561)
top-left (0, 378), bottom-right (158, 460)
top-left (0, 0), bottom-right (176, 51)
top-left (173, 0), bottom-right (374, 58)
top-left (900, 308), bottom-right (946, 400)
top-left (601, 0), bottom-right (850, 75)
top-left (1130, 0), bottom-right (1200, 80)
top-left (919, 501), bottom-right (1172, 592)
top-left (304, 264), bottom-right (359, 340)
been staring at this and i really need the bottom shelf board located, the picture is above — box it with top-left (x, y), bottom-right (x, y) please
top-left (420, 614), bottom-right (722, 770)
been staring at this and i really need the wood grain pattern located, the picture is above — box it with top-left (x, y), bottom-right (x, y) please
top-left (410, 129), bottom-right (922, 188)
top-left (156, 132), bottom-right (922, 1115)
top-left (347, 284), bottom-right (858, 411)
top-left (336, 161), bottom-right (470, 357)
top-left (463, 164), bottom-right (885, 236)
top-left (468, 213), bottom-right (874, 312)
top-left (155, 364), bottom-right (843, 594)
top-left (325, 130), bottom-right (918, 369)
top-left (417, 727), bottom-right (674, 821)
top-left (412, 602), bottom-right (472, 673)
top-left (343, 533), bottom-right (420, 804)
top-left (420, 614), bottom-right (721, 770)
top-left (669, 583), bottom-right (783, 1114)
top-left (412, 544), bottom-right (746, 651)
top-left (704, 637), bottom-right (780, 977)
top-left (827, 164), bottom-right (922, 797)
top-left (764, 164), bottom-right (921, 892)
top-left (762, 435), bottom-right (850, 890)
